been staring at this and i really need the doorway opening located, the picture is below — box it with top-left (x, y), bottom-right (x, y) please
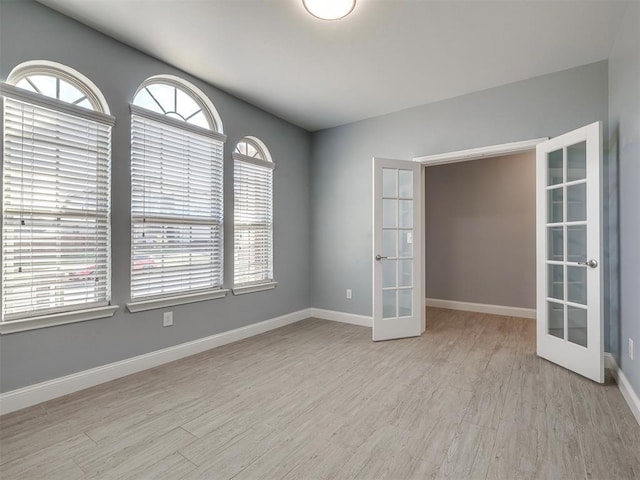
top-left (424, 150), bottom-right (537, 319)
top-left (414, 138), bottom-right (545, 328)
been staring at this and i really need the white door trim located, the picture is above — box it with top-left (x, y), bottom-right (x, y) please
top-left (414, 138), bottom-right (547, 166)
top-left (415, 138), bottom-right (543, 333)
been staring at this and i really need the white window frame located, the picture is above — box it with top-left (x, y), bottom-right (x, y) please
top-left (126, 76), bottom-right (228, 312)
top-left (232, 137), bottom-right (276, 295)
top-left (1, 62), bottom-right (117, 334)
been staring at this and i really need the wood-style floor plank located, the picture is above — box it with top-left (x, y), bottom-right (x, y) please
top-left (1, 308), bottom-right (639, 479)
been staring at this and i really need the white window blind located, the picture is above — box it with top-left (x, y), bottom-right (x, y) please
top-left (2, 94), bottom-right (113, 321)
top-left (233, 151), bottom-right (274, 287)
top-left (130, 111), bottom-right (224, 300)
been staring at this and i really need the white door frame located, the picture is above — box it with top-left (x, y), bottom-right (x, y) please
top-left (412, 137), bottom-right (548, 331)
top-left (413, 138), bottom-right (548, 166)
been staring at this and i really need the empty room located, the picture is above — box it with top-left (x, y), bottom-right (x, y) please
top-left (0, 0), bottom-right (639, 479)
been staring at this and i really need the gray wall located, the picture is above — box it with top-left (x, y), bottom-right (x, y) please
top-left (425, 152), bottom-right (536, 309)
top-left (0, 1), bottom-right (311, 393)
top-left (311, 61), bottom-right (610, 338)
top-left (608, 2), bottom-right (640, 394)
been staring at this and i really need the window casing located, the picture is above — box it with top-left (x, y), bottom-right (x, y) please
top-left (129, 78), bottom-right (227, 308)
top-left (233, 138), bottom-right (274, 291)
top-left (1, 64), bottom-right (114, 325)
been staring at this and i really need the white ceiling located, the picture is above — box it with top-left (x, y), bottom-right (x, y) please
top-left (38, 0), bottom-right (627, 131)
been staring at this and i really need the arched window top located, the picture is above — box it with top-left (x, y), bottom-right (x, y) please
top-left (7, 60), bottom-right (110, 114)
top-left (133, 75), bottom-right (222, 133)
top-left (234, 136), bottom-right (272, 163)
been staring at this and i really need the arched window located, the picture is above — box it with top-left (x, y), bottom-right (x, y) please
top-left (132, 80), bottom-right (217, 129)
top-left (1, 61), bottom-right (115, 327)
top-left (233, 137), bottom-right (275, 293)
top-left (11, 63), bottom-right (107, 112)
top-left (128, 76), bottom-right (227, 309)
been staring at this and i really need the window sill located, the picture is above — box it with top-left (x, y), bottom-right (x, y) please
top-left (126, 289), bottom-right (229, 313)
top-left (232, 282), bottom-right (278, 296)
top-left (0, 305), bottom-right (119, 335)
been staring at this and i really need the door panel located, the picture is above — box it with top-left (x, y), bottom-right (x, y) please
top-left (373, 158), bottom-right (423, 341)
top-left (536, 121), bottom-right (603, 383)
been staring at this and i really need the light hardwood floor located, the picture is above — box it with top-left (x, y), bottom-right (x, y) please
top-left (1, 308), bottom-right (639, 479)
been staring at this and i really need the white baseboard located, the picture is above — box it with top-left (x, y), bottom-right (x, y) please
top-left (426, 298), bottom-right (536, 319)
top-left (309, 308), bottom-right (372, 328)
top-left (604, 353), bottom-right (640, 426)
top-left (0, 308), bottom-right (312, 416)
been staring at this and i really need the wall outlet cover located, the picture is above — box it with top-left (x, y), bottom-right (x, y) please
top-left (163, 311), bottom-right (173, 327)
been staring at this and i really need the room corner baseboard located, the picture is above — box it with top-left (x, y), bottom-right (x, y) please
top-left (0, 308), bottom-right (312, 416)
top-left (309, 308), bottom-right (372, 328)
top-left (605, 353), bottom-right (640, 427)
top-left (426, 298), bottom-right (536, 319)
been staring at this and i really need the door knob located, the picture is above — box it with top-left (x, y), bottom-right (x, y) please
top-left (578, 259), bottom-right (598, 268)
top-left (375, 254), bottom-right (387, 261)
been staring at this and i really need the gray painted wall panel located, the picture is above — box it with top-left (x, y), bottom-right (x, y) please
top-left (310, 62), bottom-right (610, 336)
top-left (426, 152), bottom-right (536, 309)
top-left (608, 2), bottom-right (640, 394)
top-left (0, 1), bottom-right (311, 393)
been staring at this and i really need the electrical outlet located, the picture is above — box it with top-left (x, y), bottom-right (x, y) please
top-left (629, 338), bottom-right (634, 361)
top-left (163, 311), bottom-right (173, 327)
top-left (346, 289), bottom-right (352, 300)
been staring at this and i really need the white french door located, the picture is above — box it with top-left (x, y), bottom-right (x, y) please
top-left (372, 158), bottom-right (424, 341)
top-left (536, 122), bottom-right (603, 383)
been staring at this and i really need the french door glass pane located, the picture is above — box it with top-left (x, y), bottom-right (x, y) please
top-left (567, 183), bottom-right (586, 222)
top-left (548, 227), bottom-right (563, 261)
top-left (548, 301), bottom-right (564, 339)
top-left (398, 289), bottom-right (412, 317)
top-left (382, 259), bottom-right (396, 288)
top-left (567, 225), bottom-right (587, 263)
top-left (383, 199), bottom-right (397, 228)
top-left (382, 168), bottom-right (397, 197)
top-left (398, 170), bottom-right (413, 198)
top-left (548, 188), bottom-right (563, 223)
top-left (548, 149), bottom-right (564, 186)
top-left (399, 230), bottom-right (413, 257)
top-left (383, 290), bottom-right (396, 319)
top-left (567, 141), bottom-right (587, 182)
top-left (399, 200), bottom-right (413, 228)
top-left (398, 259), bottom-right (412, 287)
top-left (382, 230), bottom-right (397, 258)
top-left (548, 264), bottom-right (564, 300)
top-left (568, 306), bottom-right (588, 347)
top-left (567, 266), bottom-right (587, 305)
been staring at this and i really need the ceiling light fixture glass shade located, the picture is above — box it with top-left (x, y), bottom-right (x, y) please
top-left (303, 0), bottom-right (356, 20)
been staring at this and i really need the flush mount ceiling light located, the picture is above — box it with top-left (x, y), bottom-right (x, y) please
top-left (303, 0), bottom-right (356, 20)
